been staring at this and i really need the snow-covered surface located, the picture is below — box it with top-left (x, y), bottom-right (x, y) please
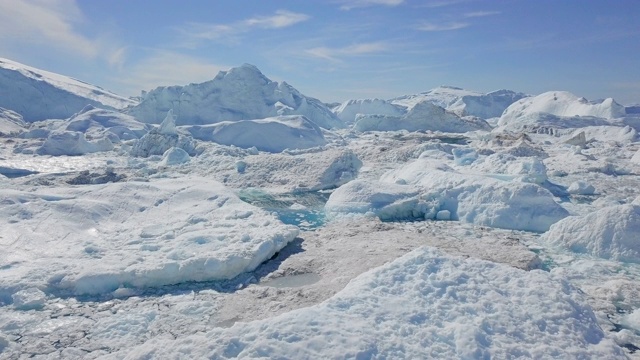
top-left (102, 247), bottom-right (623, 359)
top-left (377, 157), bottom-right (569, 232)
top-left (0, 58), bottom-right (136, 121)
top-left (0, 177), bottom-right (298, 298)
top-left (185, 115), bottom-right (327, 152)
top-left (497, 91), bottom-right (628, 133)
top-left (2, 58), bottom-right (640, 358)
top-left (128, 64), bottom-right (343, 129)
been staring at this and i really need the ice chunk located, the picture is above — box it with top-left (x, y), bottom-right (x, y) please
top-left (567, 181), bottom-right (595, 195)
top-left (543, 204), bottom-right (640, 263)
top-left (131, 122), bottom-right (197, 157)
top-left (12, 288), bottom-right (47, 310)
top-left (325, 180), bottom-right (426, 220)
top-left (158, 109), bottom-right (178, 135)
top-left (381, 158), bottom-right (568, 231)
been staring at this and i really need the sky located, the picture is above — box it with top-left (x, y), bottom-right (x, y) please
top-left (0, 0), bottom-right (638, 104)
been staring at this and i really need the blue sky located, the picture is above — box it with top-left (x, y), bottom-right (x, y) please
top-left (0, 0), bottom-right (638, 104)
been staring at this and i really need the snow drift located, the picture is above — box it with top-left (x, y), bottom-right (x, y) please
top-left (128, 64), bottom-right (343, 129)
top-left (543, 204), bottom-right (640, 263)
top-left (0, 58), bottom-right (136, 121)
top-left (185, 115), bottom-right (326, 152)
top-left (100, 247), bottom-right (623, 359)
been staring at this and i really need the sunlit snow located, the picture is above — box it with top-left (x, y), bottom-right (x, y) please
top-left (1, 59), bottom-right (640, 359)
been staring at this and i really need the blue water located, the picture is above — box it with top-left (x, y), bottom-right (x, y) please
top-left (237, 189), bottom-right (329, 230)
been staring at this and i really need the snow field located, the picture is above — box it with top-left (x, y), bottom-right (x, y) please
top-left (99, 247), bottom-right (624, 359)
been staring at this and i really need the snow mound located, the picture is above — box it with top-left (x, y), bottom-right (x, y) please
top-left (160, 147), bottom-right (190, 166)
top-left (185, 115), bottom-right (327, 152)
top-left (103, 247), bottom-right (623, 359)
top-left (354, 101), bottom-right (490, 133)
top-left (325, 180), bottom-right (423, 220)
top-left (391, 86), bottom-right (527, 119)
top-left (0, 108), bottom-right (27, 135)
top-left (379, 158), bottom-right (568, 232)
top-left (543, 204), bottom-right (640, 263)
top-left (333, 98), bottom-right (405, 124)
top-left (64, 105), bottom-right (149, 141)
top-left (0, 58), bottom-right (136, 121)
top-left (131, 111), bottom-right (198, 157)
top-left (0, 177), bottom-right (299, 297)
top-left (128, 64), bottom-right (342, 129)
top-left (497, 91), bottom-right (626, 132)
top-left (36, 131), bottom-right (113, 156)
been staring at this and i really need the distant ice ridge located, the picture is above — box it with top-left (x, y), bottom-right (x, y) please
top-left (543, 204), bottom-right (640, 263)
top-left (327, 158), bottom-right (568, 232)
top-left (353, 101), bottom-right (490, 133)
top-left (0, 177), bottom-right (299, 298)
top-left (99, 247), bottom-right (624, 359)
top-left (128, 64), bottom-right (343, 129)
top-left (391, 86), bottom-right (528, 119)
top-left (0, 58), bottom-right (137, 121)
top-left (333, 98), bottom-right (405, 124)
top-left (496, 91), bottom-right (629, 133)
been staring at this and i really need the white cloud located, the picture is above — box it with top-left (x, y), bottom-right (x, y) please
top-left (417, 22), bottom-right (469, 31)
top-left (463, 11), bottom-right (501, 18)
top-left (0, 0), bottom-right (98, 58)
top-left (244, 10), bottom-right (310, 28)
top-left (339, 0), bottom-right (404, 10)
top-left (178, 10), bottom-right (310, 45)
top-left (305, 42), bottom-right (390, 62)
top-left (114, 51), bottom-right (229, 94)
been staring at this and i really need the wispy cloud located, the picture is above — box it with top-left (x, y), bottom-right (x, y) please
top-left (338, 0), bottom-right (404, 10)
top-left (305, 42), bottom-right (390, 62)
top-left (421, 0), bottom-right (470, 8)
top-left (463, 11), bottom-right (501, 18)
top-left (0, 0), bottom-right (98, 58)
top-left (114, 51), bottom-right (229, 94)
top-left (417, 22), bottom-right (469, 31)
top-left (178, 10), bottom-right (310, 46)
